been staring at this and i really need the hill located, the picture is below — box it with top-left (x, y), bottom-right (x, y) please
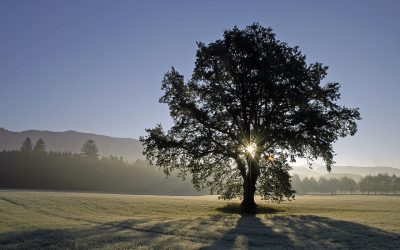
top-left (291, 163), bottom-right (400, 180)
top-left (0, 128), bottom-right (143, 162)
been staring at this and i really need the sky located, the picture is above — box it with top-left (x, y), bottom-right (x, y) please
top-left (0, 0), bottom-right (399, 167)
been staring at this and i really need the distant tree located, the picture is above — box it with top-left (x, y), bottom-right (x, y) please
top-left (381, 174), bottom-right (392, 194)
top-left (80, 139), bottom-right (99, 158)
top-left (309, 177), bottom-right (319, 194)
top-left (394, 175), bottom-right (400, 194)
top-left (359, 175), bottom-right (373, 194)
top-left (359, 174), bottom-right (399, 195)
top-left (373, 174), bottom-right (390, 194)
top-left (349, 178), bottom-right (358, 194)
top-left (291, 174), bottom-right (304, 194)
top-left (140, 23), bottom-right (360, 213)
top-left (33, 138), bottom-right (46, 153)
top-left (318, 177), bottom-right (330, 193)
top-left (389, 175), bottom-right (397, 194)
top-left (20, 137), bottom-right (33, 152)
top-left (328, 178), bottom-right (340, 194)
top-left (340, 177), bottom-right (358, 194)
top-left (302, 177), bottom-right (312, 194)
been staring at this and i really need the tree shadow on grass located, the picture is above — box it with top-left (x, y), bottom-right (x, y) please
top-left (0, 215), bottom-right (399, 249)
top-left (216, 202), bottom-right (281, 214)
top-left (269, 215), bottom-right (400, 249)
top-left (201, 214), bottom-right (293, 249)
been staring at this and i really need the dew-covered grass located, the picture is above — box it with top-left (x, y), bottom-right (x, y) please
top-left (0, 191), bottom-right (399, 249)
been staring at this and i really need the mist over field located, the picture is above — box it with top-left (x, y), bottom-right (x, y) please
top-left (1, 128), bottom-right (399, 196)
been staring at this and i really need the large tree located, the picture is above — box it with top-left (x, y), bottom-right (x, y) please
top-left (140, 24), bottom-right (360, 213)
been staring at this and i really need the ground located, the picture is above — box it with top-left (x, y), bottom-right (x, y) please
top-left (0, 191), bottom-right (399, 249)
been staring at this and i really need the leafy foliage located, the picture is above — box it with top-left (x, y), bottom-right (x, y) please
top-left (140, 23), bottom-right (361, 209)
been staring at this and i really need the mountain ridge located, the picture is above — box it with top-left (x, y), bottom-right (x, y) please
top-left (0, 128), bottom-right (144, 162)
top-left (291, 164), bottom-right (400, 179)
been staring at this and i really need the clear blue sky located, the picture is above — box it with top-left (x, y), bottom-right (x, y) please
top-left (1, 0), bottom-right (399, 167)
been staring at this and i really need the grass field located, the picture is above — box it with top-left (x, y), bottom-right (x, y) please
top-left (0, 191), bottom-right (399, 249)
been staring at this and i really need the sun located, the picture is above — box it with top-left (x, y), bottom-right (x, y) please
top-left (244, 142), bottom-right (257, 158)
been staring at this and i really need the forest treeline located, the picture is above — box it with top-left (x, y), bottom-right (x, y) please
top-left (292, 174), bottom-right (400, 195)
top-left (1, 138), bottom-right (399, 196)
top-left (0, 138), bottom-right (206, 195)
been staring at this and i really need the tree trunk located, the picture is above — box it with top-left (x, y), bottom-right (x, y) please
top-left (239, 156), bottom-right (260, 213)
top-left (240, 175), bottom-right (257, 213)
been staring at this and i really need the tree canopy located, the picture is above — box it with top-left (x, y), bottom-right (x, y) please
top-left (140, 23), bottom-right (361, 213)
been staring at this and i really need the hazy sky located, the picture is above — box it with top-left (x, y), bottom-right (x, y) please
top-left (1, 0), bottom-right (399, 167)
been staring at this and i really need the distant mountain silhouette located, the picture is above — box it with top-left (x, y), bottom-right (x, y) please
top-left (292, 163), bottom-right (400, 180)
top-left (0, 128), bottom-right (143, 162)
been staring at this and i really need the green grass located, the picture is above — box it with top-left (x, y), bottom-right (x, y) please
top-left (0, 191), bottom-right (399, 249)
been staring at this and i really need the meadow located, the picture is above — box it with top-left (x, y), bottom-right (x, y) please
top-left (0, 191), bottom-right (399, 249)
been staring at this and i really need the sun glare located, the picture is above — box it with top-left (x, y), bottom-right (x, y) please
top-left (244, 142), bottom-right (257, 158)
